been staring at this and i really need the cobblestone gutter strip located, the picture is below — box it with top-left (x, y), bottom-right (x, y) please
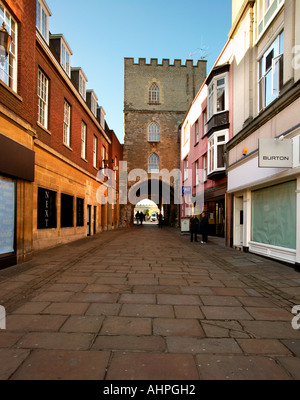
top-left (207, 254), bottom-right (299, 311)
top-left (168, 229), bottom-right (300, 311)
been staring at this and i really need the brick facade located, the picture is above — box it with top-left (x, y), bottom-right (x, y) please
top-left (0, 0), bottom-right (37, 268)
top-left (35, 41), bottom-right (110, 177)
top-left (0, 0), bottom-right (123, 268)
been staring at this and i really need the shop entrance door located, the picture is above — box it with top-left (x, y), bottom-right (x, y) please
top-left (215, 200), bottom-right (225, 237)
top-left (234, 196), bottom-right (244, 247)
top-left (0, 178), bottom-right (16, 269)
top-left (87, 205), bottom-right (92, 236)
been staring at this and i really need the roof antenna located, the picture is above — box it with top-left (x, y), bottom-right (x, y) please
top-left (188, 37), bottom-right (210, 60)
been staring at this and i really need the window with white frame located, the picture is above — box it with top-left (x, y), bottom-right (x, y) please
top-left (91, 93), bottom-right (97, 117)
top-left (258, 30), bottom-right (284, 112)
top-left (195, 120), bottom-right (199, 144)
top-left (114, 156), bottom-right (118, 183)
top-left (183, 121), bottom-right (189, 145)
top-left (0, 2), bottom-right (17, 91)
top-left (36, 0), bottom-right (50, 43)
top-left (258, 0), bottom-right (284, 37)
top-left (184, 157), bottom-right (189, 181)
top-left (63, 100), bottom-right (71, 147)
top-left (148, 153), bottom-right (160, 174)
top-left (99, 108), bottom-right (105, 129)
top-left (203, 110), bottom-right (208, 136)
top-left (195, 160), bottom-right (199, 186)
top-left (79, 72), bottom-right (87, 101)
top-left (102, 145), bottom-right (107, 169)
top-left (203, 155), bottom-right (207, 182)
top-left (207, 74), bottom-right (228, 120)
top-left (148, 122), bottom-right (160, 142)
top-left (93, 136), bottom-right (98, 168)
top-left (207, 130), bottom-right (228, 175)
top-left (149, 83), bottom-right (160, 104)
top-left (37, 69), bottom-right (49, 129)
top-left (81, 122), bottom-right (87, 159)
top-left (61, 41), bottom-right (71, 77)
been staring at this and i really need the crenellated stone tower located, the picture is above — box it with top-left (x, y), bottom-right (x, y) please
top-left (122, 57), bottom-right (206, 226)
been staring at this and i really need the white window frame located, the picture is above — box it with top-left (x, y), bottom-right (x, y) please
top-left (148, 122), bottom-right (160, 142)
top-left (257, 0), bottom-right (285, 39)
top-left (37, 69), bottom-right (49, 129)
top-left (93, 136), bottom-right (98, 168)
top-left (195, 160), bottom-right (199, 186)
top-left (61, 40), bottom-right (71, 77)
top-left (36, 0), bottom-right (51, 43)
top-left (149, 82), bottom-right (160, 104)
top-left (258, 30), bottom-right (284, 112)
top-left (183, 121), bottom-right (189, 145)
top-left (114, 156), bottom-right (118, 183)
top-left (195, 120), bottom-right (199, 144)
top-left (0, 1), bottom-right (18, 91)
top-left (102, 146), bottom-right (107, 169)
top-left (207, 130), bottom-right (228, 175)
top-left (184, 157), bottom-right (189, 181)
top-left (207, 73), bottom-right (228, 121)
top-left (203, 155), bottom-right (207, 182)
top-left (79, 72), bottom-right (87, 101)
top-left (91, 93), bottom-right (98, 117)
top-left (148, 153), bottom-right (160, 174)
top-left (100, 109), bottom-right (105, 128)
top-left (63, 100), bottom-right (71, 147)
top-left (81, 122), bottom-right (87, 160)
top-left (203, 110), bottom-right (208, 136)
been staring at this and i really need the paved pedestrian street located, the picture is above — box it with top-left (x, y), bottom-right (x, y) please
top-left (0, 225), bottom-right (299, 381)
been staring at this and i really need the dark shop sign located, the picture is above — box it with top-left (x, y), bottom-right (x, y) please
top-left (38, 188), bottom-right (57, 229)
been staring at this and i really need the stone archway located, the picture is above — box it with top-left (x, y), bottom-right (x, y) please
top-left (120, 177), bottom-right (179, 228)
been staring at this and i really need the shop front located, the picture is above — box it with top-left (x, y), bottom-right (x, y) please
top-left (0, 133), bottom-right (35, 269)
top-left (228, 132), bottom-right (300, 268)
top-left (204, 183), bottom-right (226, 238)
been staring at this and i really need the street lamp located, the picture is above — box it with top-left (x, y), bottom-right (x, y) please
top-left (0, 23), bottom-right (11, 64)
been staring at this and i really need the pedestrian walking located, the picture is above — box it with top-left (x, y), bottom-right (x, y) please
top-left (158, 213), bottom-right (163, 228)
top-left (139, 211), bottom-right (145, 225)
top-left (190, 214), bottom-right (199, 242)
top-left (199, 212), bottom-right (209, 243)
top-left (135, 211), bottom-right (140, 225)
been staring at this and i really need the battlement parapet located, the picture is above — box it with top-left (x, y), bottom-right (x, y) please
top-left (124, 57), bottom-right (206, 68)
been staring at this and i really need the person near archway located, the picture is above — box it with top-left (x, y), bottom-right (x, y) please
top-left (158, 212), bottom-right (163, 228)
top-left (135, 211), bottom-right (140, 225)
top-left (199, 212), bottom-right (209, 243)
top-left (139, 211), bottom-right (145, 225)
top-left (190, 214), bottom-right (199, 242)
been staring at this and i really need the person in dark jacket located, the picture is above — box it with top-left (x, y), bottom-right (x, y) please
top-left (199, 212), bottom-right (209, 243)
top-left (139, 211), bottom-right (145, 225)
top-left (135, 211), bottom-right (140, 225)
top-left (158, 213), bottom-right (163, 228)
top-left (190, 215), bottom-right (200, 242)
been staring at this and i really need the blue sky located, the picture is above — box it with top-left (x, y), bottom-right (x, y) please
top-left (46, 0), bottom-right (232, 143)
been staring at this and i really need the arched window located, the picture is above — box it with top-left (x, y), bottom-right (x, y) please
top-left (148, 153), bottom-right (160, 173)
top-left (149, 83), bottom-right (160, 104)
top-left (148, 122), bottom-right (160, 142)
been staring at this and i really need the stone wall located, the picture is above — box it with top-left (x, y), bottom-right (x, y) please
top-left (122, 58), bottom-right (207, 226)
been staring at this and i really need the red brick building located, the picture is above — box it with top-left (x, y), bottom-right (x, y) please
top-left (0, 0), bottom-right (123, 268)
top-left (0, 0), bottom-right (37, 268)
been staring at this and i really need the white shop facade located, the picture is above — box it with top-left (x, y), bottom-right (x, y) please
top-left (227, 99), bottom-right (300, 269)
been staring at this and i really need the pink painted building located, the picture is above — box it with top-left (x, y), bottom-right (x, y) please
top-left (180, 39), bottom-right (233, 240)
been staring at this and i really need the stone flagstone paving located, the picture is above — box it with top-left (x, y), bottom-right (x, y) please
top-left (0, 225), bottom-right (299, 380)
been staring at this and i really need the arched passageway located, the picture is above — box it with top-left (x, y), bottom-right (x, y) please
top-left (120, 178), bottom-right (179, 228)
